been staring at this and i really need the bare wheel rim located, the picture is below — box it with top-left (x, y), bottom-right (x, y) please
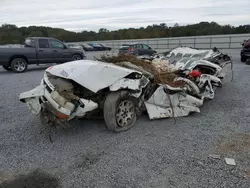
top-left (14, 60), bottom-right (26, 72)
top-left (73, 55), bottom-right (81, 60)
top-left (116, 100), bottom-right (135, 127)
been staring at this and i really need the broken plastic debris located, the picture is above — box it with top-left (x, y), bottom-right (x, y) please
top-left (209, 154), bottom-right (221, 159)
top-left (225, 158), bottom-right (236, 166)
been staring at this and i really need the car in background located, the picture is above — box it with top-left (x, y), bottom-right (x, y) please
top-left (81, 43), bottom-right (94, 51)
top-left (67, 44), bottom-right (84, 50)
top-left (66, 44), bottom-right (86, 57)
top-left (99, 44), bottom-right (112, 51)
top-left (0, 37), bottom-right (86, 73)
top-left (119, 43), bottom-right (157, 56)
top-left (241, 39), bottom-right (250, 62)
top-left (88, 43), bottom-right (105, 51)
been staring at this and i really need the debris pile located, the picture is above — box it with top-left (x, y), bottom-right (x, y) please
top-left (97, 53), bottom-right (179, 85)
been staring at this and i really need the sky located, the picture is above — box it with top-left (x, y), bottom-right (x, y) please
top-left (0, 0), bottom-right (249, 32)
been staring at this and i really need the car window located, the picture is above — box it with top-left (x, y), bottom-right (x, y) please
top-left (38, 39), bottom-right (50, 48)
top-left (142, 44), bottom-right (150, 50)
top-left (25, 38), bottom-right (35, 47)
top-left (49, 39), bottom-right (65, 49)
top-left (135, 44), bottom-right (142, 49)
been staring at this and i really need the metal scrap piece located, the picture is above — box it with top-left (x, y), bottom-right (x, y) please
top-left (225, 158), bottom-right (236, 166)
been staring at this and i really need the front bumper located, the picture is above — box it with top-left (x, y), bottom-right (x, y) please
top-left (19, 79), bottom-right (98, 123)
top-left (241, 49), bottom-right (250, 57)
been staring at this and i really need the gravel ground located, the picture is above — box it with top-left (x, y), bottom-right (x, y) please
top-left (0, 51), bottom-right (249, 188)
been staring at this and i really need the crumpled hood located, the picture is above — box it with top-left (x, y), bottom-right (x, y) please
top-left (46, 60), bottom-right (141, 93)
top-left (167, 47), bottom-right (215, 59)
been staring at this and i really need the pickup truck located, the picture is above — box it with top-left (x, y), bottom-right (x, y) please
top-left (0, 37), bottom-right (86, 73)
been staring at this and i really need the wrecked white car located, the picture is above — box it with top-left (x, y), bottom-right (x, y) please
top-left (19, 47), bottom-right (232, 132)
top-left (19, 60), bottom-right (151, 132)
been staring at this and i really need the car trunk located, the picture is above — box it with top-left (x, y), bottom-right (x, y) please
top-left (119, 46), bottom-right (130, 54)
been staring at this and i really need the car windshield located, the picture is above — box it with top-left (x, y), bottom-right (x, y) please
top-left (24, 38), bottom-right (35, 47)
top-left (82, 44), bottom-right (91, 47)
top-left (92, 44), bottom-right (101, 47)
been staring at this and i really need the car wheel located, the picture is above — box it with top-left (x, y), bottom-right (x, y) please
top-left (10, 58), bottom-right (28, 73)
top-left (72, 54), bottom-right (82, 61)
top-left (246, 59), bottom-right (250, 65)
top-left (2, 65), bottom-right (12, 71)
top-left (103, 90), bottom-right (137, 133)
top-left (241, 56), bottom-right (247, 62)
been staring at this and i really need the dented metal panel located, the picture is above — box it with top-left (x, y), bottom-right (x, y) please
top-left (69, 99), bottom-right (98, 119)
top-left (144, 85), bottom-right (204, 120)
top-left (109, 76), bottom-right (149, 93)
top-left (109, 78), bottom-right (141, 91)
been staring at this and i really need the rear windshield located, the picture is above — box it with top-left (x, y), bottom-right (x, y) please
top-left (24, 38), bottom-right (35, 47)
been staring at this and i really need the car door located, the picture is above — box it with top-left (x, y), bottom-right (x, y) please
top-left (135, 44), bottom-right (144, 55)
top-left (49, 39), bottom-right (72, 63)
top-left (37, 39), bottom-right (54, 64)
top-left (142, 44), bottom-right (155, 56)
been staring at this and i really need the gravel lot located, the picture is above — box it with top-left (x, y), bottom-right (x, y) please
top-left (0, 50), bottom-right (249, 188)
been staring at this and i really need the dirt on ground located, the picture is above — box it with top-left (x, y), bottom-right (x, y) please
top-left (215, 132), bottom-right (250, 154)
top-left (0, 169), bottom-right (60, 188)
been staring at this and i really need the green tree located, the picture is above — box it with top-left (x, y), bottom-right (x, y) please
top-left (0, 22), bottom-right (249, 44)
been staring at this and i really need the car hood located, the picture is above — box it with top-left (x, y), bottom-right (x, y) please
top-left (46, 60), bottom-right (141, 93)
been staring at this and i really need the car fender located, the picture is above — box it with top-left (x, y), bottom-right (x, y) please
top-left (109, 76), bottom-right (150, 98)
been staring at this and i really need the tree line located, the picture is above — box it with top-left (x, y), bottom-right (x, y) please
top-left (0, 22), bottom-right (249, 45)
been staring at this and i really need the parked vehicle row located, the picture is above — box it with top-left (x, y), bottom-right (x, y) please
top-left (0, 37), bottom-right (86, 73)
top-left (88, 43), bottom-right (112, 51)
top-left (67, 43), bottom-right (112, 51)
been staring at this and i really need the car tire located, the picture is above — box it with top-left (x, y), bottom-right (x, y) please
top-left (72, 54), bottom-right (82, 61)
top-left (2, 65), bottom-right (12, 71)
top-left (103, 90), bottom-right (137, 133)
top-left (241, 56), bottom-right (247, 62)
top-left (246, 59), bottom-right (250, 65)
top-left (10, 58), bottom-right (28, 73)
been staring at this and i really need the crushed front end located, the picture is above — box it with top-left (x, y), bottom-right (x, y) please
top-left (19, 71), bottom-right (98, 128)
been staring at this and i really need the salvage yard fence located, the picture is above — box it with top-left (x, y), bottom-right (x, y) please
top-left (69, 33), bottom-right (250, 52)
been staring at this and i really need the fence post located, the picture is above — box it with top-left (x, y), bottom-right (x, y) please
top-left (194, 38), bottom-right (196, 48)
top-left (167, 39), bottom-right (169, 50)
top-left (210, 37), bottom-right (212, 48)
top-left (229, 36), bottom-right (232, 49)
